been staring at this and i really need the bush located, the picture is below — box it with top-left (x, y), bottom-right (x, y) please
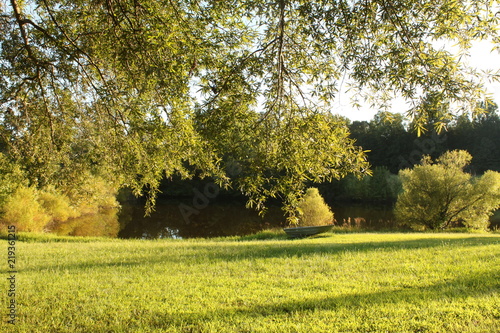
top-left (395, 150), bottom-right (500, 230)
top-left (337, 167), bottom-right (401, 201)
top-left (0, 186), bottom-right (50, 232)
top-left (296, 188), bottom-right (334, 226)
top-left (67, 173), bottom-right (120, 215)
top-left (341, 174), bottom-right (371, 200)
top-left (0, 176), bottom-right (120, 233)
top-left (369, 166), bottom-right (402, 200)
top-left (38, 187), bottom-right (78, 223)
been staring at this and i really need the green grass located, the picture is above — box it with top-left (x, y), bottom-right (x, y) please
top-left (2, 232), bottom-right (499, 332)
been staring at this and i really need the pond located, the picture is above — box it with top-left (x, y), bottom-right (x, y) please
top-left (117, 198), bottom-right (287, 239)
top-left (117, 199), bottom-right (407, 239)
top-left (47, 198), bottom-right (500, 239)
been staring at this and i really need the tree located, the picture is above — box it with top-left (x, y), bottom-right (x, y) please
top-left (448, 102), bottom-right (500, 173)
top-left (1, 1), bottom-right (499, 221)
top-left (395, 150), bottom-right (500, 230)
top-left (349, 111), bottom-right (413, 173)
top-left (0, 152), bottom-right (26, 205)
top-left (369, 166), bottom-right (402, 201)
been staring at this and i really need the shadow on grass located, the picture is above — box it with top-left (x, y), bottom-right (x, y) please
top-left (147, 270), bottom-right (500, 330)
top-left (184, 235), bottom-right (500, 264)
top-left (22, 235), bottom-right (500, 273)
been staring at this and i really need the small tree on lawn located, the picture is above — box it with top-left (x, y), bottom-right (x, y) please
top-left (296, 188), bottom-right (334, 227)
top-left (395, 150), bottom-right (500, 230)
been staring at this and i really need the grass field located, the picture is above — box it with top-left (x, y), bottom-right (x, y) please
top-left (2, 231), bottom-right (499, 332)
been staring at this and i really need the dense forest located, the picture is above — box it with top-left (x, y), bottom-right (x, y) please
top-left (350, 107), bottom-right (500, 175)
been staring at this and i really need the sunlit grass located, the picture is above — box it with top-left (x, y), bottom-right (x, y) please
top-left (2, 232), bottom-right (499, 332)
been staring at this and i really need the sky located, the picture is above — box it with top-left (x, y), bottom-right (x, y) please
top-left (333, 40), bottom-right (500, 122)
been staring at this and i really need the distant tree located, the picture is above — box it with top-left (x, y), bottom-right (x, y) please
top-left (448, 102), bottom-right (500, 173)
top-left (369, 166), bottom-right (402, 201)
top-left (350, 104), bottom-right (500, 175)
top-left (333, 166), bottom-right (401, 202)
top-left (350, 112), bottom-right (413, 173)
top-left (338, 174), bottom-right (371, 201)
top-left (395, 150), bottom-right (500, 230)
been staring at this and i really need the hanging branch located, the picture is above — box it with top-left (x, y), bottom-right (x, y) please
top-left (10, 0), bottom-right (57, 145)
top-left (202, 37), bottom-right (279, 107)
top-left (276, 0), bottom-right (286, 103)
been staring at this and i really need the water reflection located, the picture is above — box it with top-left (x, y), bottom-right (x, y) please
top-left (47, 208), bottom-right (120, 237)
top-left (44, 199), bottom-right (499, 239)
top-left (118, 199), bottom-right (287, 239)
top-left (332, 203), bottom-right (398, 230)
top-left (116, 199), bottom-right (401, 239)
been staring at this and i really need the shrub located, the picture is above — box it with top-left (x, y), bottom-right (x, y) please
top-left (0, 179), bottom-right (120, 233)
top-left (296, 188), bottom-right (334, 226)
top-left (338, 167), bottom-right (401, 201)
top-left (369, 166), bottom-right (402, 200)
top-left (395, 150), bottom-right (500, 230)
top-left (341, 174), bottom-right (371, 200)
top-left (68, 173), bottom-right (120, 215)
top-left (38, 187), bottom-right (78, 223)
top-left (0, 186), bottom-right (50, 232)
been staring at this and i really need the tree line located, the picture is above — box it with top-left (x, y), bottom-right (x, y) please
top-left (317, 105), bottom-right (500, 202)
top-left (349, 105), bottom-right (500, 175)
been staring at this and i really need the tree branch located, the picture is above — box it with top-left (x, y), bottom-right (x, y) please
top-left (203, 37), bottom-right (279, 107)
top-left (276, 0), bottom-right (286, 102)
top-left (10, 0), bottom-right (35, 61)
top-left (40, 0), bottom-right (129, 129)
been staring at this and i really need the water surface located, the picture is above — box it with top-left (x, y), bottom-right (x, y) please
top-left (47, 199), bottom-right (500, 238)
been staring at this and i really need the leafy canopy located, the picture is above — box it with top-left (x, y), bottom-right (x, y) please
top-left (1, 0), bottom-right (499, 219)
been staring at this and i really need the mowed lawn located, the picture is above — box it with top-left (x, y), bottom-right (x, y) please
top-left (2, 232), bottom-right (500, 332)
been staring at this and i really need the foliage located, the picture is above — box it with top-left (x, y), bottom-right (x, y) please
top-left (0, 153), bottom-right (26, 205)
top-left (369, 166), bottom-right (402, 200)
top-left (1, 0), bottom-right (499, 219)
top-left (334, 166), bottom-right (402, 201)
top-left (448, 103), bottom-right (500, 173)
top-left (395, 150), bottom-right (500, 230)
top-left (197, 109), bottom-right (368, 222)
top-left (349, 107), bottom-right (500, 174)
top-left (38, 187), bottom-right (78, 223)
top-left (0, 186), bottom-right (50, 232)
top-left (349, 112), bottom-right (413, 173)
top-left (67, 173), bottom-right (120, 215)
top-left (7, 233), bottom-right (500, 332)
top-left (296, 187), bottom-right (334, 226)
top-left (0, 176), bottom-right (120, 232)
top-left (340, 174), bottom-right (372, 200)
